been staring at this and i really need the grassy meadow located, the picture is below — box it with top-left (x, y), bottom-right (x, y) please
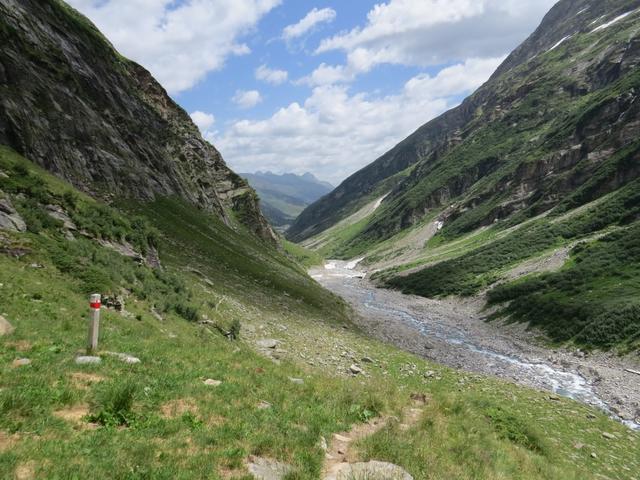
top-left (1, 146), bottom-right (639, 479)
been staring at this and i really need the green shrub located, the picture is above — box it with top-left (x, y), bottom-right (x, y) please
top-left (89, 380), bottom-right (137, 427)
top-left (173, 302), bottom-right (199, 322)
top-left (485, 406), bottom-right (549, 455)
top-left (488, 222), bottom-right (640, 349)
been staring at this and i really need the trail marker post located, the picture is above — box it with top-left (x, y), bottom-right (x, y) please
top-left (87, 293), bottom-right (101, 354)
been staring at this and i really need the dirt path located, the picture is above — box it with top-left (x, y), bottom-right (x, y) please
top-left (322, 396), bottom-right (427, 479)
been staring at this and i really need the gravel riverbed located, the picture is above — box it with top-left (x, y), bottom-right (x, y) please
top-left (311, 260), bottom-right (640, 430)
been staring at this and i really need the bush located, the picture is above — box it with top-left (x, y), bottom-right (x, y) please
top-left (488, 222), bottom-right (640, 349)
top-left (15, 198), bottom-right (62, 233)
top-left (485, 405), bottom-right (549, 455)
top-left (89, 380), bottom-right (137, 427)
top-left (576, 305), bottom-right (640, 348)
top-left (173, 302), bottom-right (199, 322)
top-left (228, 318), bottom-right (241, 340)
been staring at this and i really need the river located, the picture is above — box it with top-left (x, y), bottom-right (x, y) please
top-left (311, 260), bottom-right (640, 430)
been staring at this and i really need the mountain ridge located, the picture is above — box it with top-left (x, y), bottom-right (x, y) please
top-left (289, 0), bottom-right (640, 351)
top-left (1, 1), bottom-right (640, 478)
top-left (0, 0), bottom-right (276, 243)
top-left (241, 171), bottom-right (333, 229)
top-left (288, 0), bottom-right (640, 243)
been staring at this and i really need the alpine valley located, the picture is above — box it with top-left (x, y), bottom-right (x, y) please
top-left (0, 1), bottom-right (639, 479)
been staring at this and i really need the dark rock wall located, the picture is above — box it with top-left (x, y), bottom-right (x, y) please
top-left (0, 0), bottom-right (276, 243)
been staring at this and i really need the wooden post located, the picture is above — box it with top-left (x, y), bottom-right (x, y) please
top-left (87, 293), bottom-right (101, 354)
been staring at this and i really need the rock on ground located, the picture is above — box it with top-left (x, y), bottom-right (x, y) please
top-left (0, 315), bottom-right (14, 336)
top-left (12, 358), bottom-right (31, 367)
top-left (349, 364), bottom-right (363, 375)
top-left (75, 356), bottom-right (102, 365)
top-left (0, 197), bottom-right (27, 232)
top-left (103, 352), bottom-right (141, 364)
top-left (203, 379), bottom-right (222, 387)
top-left (246, 455), bottom-right (292, 480)
top-left (327, 461), bottom-right (413, 480)
top-left (256, 339), bottom-right (279, 349)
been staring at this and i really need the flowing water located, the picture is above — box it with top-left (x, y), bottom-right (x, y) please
top-left (313, 260), bottom-right (640, 430)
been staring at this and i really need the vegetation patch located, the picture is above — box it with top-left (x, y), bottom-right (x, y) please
top-left (488, 223), bottom-right (640, 350)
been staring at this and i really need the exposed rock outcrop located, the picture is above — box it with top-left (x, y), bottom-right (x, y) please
top-left (0, 0), bottom-right (276, 244)
top-left (0, 195), bottom-right (26, 232)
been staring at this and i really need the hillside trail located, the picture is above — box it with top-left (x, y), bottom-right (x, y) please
top-left (322, 395), bottom-right (427, 479)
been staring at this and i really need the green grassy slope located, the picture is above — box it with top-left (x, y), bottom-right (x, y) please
top-left (383, 177), bottom-right (640, 350)
top-left (2, 150), bottom-right (640, 479)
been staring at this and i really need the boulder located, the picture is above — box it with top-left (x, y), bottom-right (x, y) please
top-left (45, 205), bottom-right (77, 230)
top-left (0, 197), bottom-right (26, 232)
top-left (203, 379), bottom-right (222, 387)
top-left (246, 456), bottom-right (292, 480)
top-left (349, 364), bottom-right (363, 375)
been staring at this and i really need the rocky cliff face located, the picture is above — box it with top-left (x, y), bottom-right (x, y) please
top-left (0, 0), bottom-right (276, 243)
top-left (288, 0), bottom-right (640, 244)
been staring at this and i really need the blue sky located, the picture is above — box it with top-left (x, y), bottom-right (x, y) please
top-left (68, 0), bottom-right (557, 184)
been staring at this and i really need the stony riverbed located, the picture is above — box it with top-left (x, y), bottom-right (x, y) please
top-left (310, 260), bottom-right (640, 430)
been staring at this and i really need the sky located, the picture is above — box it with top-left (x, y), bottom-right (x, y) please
top-left (67, 0), bottom-right (558, 184)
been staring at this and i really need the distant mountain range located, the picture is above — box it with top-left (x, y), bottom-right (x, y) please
top-left (241, 172), bottom-right (333, 229)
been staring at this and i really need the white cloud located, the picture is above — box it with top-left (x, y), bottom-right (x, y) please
top-left (216, 57), bottom-right (502, 183)
top-left (315, 0), bottom-right (556, 78)
top-left (255, 65), bottom-right (289, 85)
top-left (282, 7), bottom-right (337, 40)
top-left (403, 57), bottom-right (505, 98)
top-left (297, 63), bottom-right (354, 87)
top-left (66, 0), bottom-right (281, 94)
top-left (190, 111), bottom-right (216, 132)
top-left (232, 90), bottom-right (263, 109)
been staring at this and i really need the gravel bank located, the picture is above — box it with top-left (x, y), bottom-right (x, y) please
top-left (311, 261), bottom-right (640, 429)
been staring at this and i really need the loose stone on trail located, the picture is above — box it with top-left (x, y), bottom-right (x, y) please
top-left (12, 358), bottom-right (31, 367)
top-left (75, 356), bottom-right (102, 365)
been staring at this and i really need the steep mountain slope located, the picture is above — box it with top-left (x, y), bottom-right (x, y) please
top-left (289, 0), bottom-right (640, 244)
top-left (0, 0), bottom-right (275, 243)
top-left (241, 171), bottom-right (333, 228)
top-left (1, 1), bottom-right (640, 478)
top-left (291, 0), bottom-right (640, 350)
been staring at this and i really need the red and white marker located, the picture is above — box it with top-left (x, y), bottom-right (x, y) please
top-left (87, 293), bottom-right (101, 353)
